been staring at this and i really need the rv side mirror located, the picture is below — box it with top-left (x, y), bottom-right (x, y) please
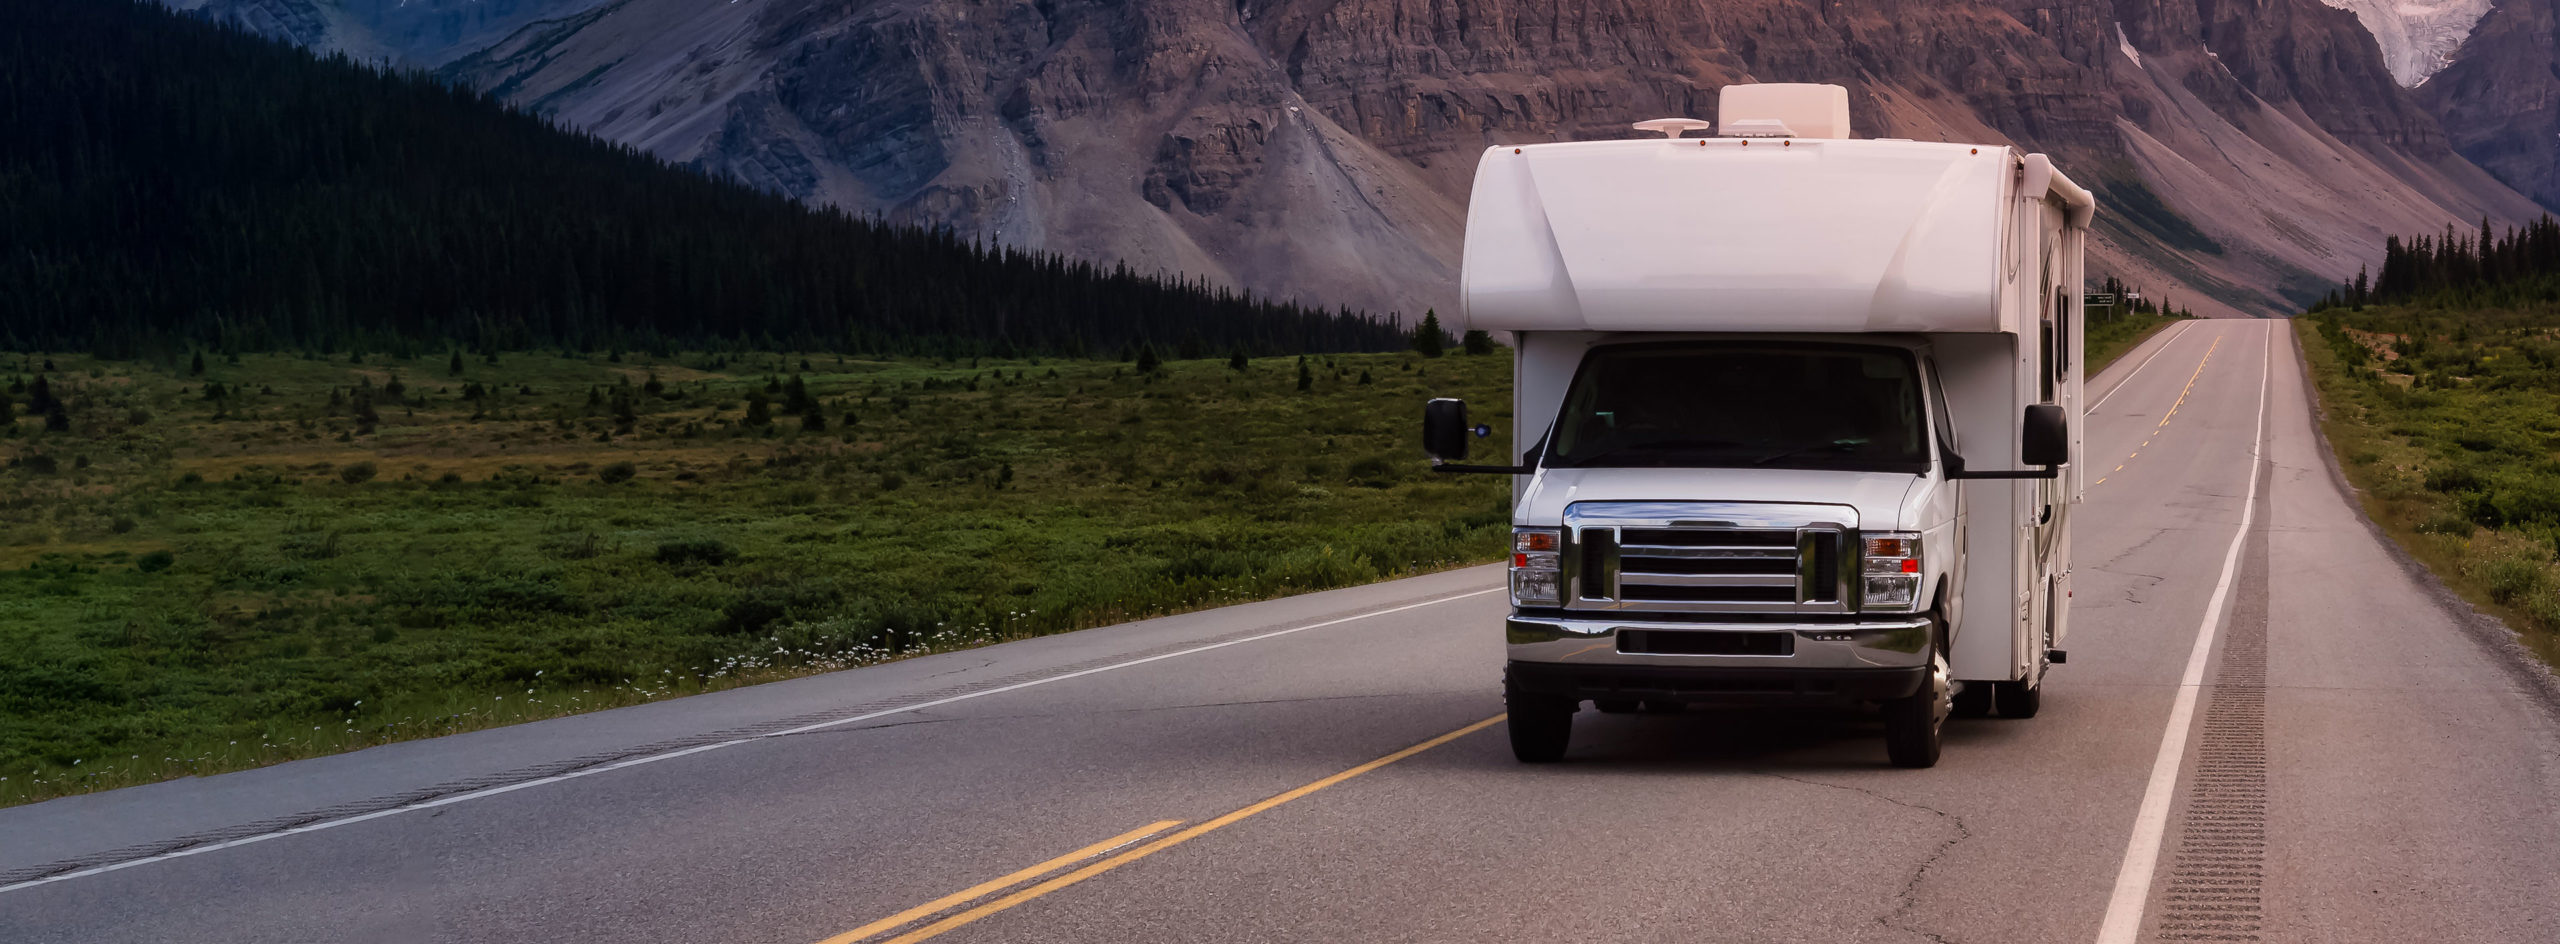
top-left (2021, 404), bottom-right (2068, 467)
top-left (1424, 398), bottom-right (1470, 461)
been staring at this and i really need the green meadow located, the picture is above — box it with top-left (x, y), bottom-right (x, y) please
top-left (0, 348), bottom-right (1514, 805)
top-left (2301, 306), bottom-right (2560, 667)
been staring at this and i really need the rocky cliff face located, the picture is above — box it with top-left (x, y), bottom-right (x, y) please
top-left (2425, 0), bottom-right (2560, 210)
top-left (172, 0), bottom-right (609, 66)
top-left (176, 0), bottom-right (2547, 318)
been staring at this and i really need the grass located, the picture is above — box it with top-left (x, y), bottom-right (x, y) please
top-left (2087, 310), bottom-right (2191, 374)
top-left (0, 348), bottom-right (1514, 805)
top-left (2296, 306), bottom-right (2560, 669)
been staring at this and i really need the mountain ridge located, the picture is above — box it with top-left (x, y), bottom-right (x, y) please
top-left (172, 0), bottom-right (2549, 320)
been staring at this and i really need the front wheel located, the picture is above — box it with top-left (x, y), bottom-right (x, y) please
top-left (1884, 626), bottom-right (1951, 768)
top-left (1507, 690), bottom-right (1576, 763)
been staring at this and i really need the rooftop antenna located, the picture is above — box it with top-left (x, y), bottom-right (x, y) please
top-left (1631, 118), bottom-right (1714, 138)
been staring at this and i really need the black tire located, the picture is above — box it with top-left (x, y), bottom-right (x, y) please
top-left (1995, 678), bottom-right (2042, 719)
top-left (1883, 688), bottom-right (1942, 768)
top-left (1593, 699), bottom-right (1640, 714)
top-left (1507, 691), bottom-right (1575, 763)
top-left (1884, 620), bottom-right (1951, 769)
top-left (1951, 681), bottom-right (1993, 718)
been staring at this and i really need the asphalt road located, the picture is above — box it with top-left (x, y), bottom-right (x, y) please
top-left (8, 318), bottom-right (2560, 943)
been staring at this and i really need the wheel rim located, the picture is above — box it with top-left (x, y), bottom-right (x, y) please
top-left (1928, 648), bottom-right (1953, 726)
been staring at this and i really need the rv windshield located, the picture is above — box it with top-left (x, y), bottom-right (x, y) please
top-left (1545, 343), bottom-right (1930, 473)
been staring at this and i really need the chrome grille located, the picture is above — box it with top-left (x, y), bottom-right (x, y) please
top-left (1562, 502), bottom-right (1855, 614)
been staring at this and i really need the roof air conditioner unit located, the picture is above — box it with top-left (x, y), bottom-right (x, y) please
top-left (1718, 83), bottom-right (1851, 139)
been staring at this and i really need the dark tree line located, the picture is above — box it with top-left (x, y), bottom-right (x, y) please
top-left (2314, 216), bottom-right (2560, 311)
top-left (0, 0), bottom-right (1407, 358)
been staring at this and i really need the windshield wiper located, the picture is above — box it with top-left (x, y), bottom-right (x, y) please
top-left (1748, 439), bottom-right (1868, 466)
top-left (1567, 438), bottom-right (1741, 464)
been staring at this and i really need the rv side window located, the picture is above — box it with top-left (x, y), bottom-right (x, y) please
top-left (1546, 343), bottom-right (1929, 474)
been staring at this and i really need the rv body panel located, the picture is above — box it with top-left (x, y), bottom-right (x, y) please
top-left (1463, 140), bottom-right (2015, 334)
top-left (1448, 100), bottom-right (2092, 764)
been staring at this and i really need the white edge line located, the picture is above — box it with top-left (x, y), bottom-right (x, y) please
top-left (2090, 318), bottom-right (2198, 412)
top-left (0, 586), bottom-right (1505, 895)
top-left (2091, 321), bottom-right (2271, 944)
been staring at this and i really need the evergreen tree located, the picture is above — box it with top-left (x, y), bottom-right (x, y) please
top-left (189, 351), bottom-right (205, 376)
top-left (449, 351), bottom-right (465, 376)
top-left (1296, 357), bottom-right (1313, 392)
top-left (1229, 349), bottom-right (1249, 371)
top-left (743, 391), bottom-right (773, 427)
top-left (1412, 310), bottom-right (1447, 357)
top-left (0, 391), bottom-right (12, 424)
top-left (43, 404), bottom-right (69, 432)
top-left (1135, 344), bottom-right (1162, 375)
top-left (782, 375), bottom-right (814, 414)
top-left (1462, 329), bottom-right (1495, 356)
top-left (26, 375), bottom-right (56, 414)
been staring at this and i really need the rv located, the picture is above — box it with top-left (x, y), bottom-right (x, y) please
top-left (1423, 83), bottom-right (2095, 767)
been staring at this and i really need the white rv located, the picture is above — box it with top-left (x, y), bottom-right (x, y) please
top-left (1423, 84), bottom-right (2095, 767)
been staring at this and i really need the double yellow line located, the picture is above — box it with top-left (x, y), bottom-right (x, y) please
top-left (819, 714), bottom-right (1508, 944)
top-left (2096, 334), bottom-right (2221, 487)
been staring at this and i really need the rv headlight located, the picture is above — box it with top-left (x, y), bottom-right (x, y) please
top-left (1861, 532), bottom-right (1923, 611)
top-left (1511, 528), bottom-right (1563, 607)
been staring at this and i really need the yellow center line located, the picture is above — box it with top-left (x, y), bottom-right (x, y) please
top-left (2099, 334), bottom-right (2220, 486)
top-left (819, 820), bottom-right (1186, 944)
top-left (866, 714), bottom-right (1508, 944)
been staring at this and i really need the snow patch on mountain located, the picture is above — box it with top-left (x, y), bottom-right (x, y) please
top-left (2316, 0), bottom-right (2493, 85)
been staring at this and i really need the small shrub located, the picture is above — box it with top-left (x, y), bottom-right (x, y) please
top-left (596, 461), bottom-right (637, 484)
top-left (134, 550), bottom-right (173, 573)
top-left (2424, 463), bottom-right (2483, 493)
top-left (338, 462), bottom-right (378, 484)
top-left (2415, 509), bottom-right (2477, 537)
top-left (655, 538), bottom-right (734, 568)
top-left (2472, 553), bottom-right (2550, 605)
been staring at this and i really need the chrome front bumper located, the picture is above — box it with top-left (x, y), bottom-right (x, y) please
top-left (1506, 614), bottom-right (1932, 671)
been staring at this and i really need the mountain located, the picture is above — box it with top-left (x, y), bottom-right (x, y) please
top-left (173, 0), bottom-right (2546, 319)
top-left (165, 0), bottom-right (613, 67)
top-left (2315, 0), bottom-right (2492, 86)
top-left (2425, 0), bottom-right (2560, 210)
top-left (0, 0), bottom-right (1406, 357)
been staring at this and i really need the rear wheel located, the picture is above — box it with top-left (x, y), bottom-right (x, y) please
top-left (1884, 621), bottom-right (1952, 769)
top-left (1951, 681), bottom-right (1993, 718)
top-left (1995, 677), bottom-right (2042, 719)
top-left (1507, 688), bottom-right (1575, 763)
